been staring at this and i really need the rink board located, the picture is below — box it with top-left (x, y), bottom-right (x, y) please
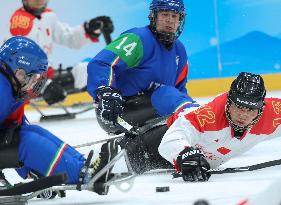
top-left (25, 73), bottom-right (281, 110)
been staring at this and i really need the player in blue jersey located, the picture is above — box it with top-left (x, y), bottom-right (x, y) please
top-left (0, 36), bottom-right (117, 196)
top-left (87, 0), bottom-right (199, 173)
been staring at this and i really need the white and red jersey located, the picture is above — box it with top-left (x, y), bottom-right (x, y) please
top-left (8, 8), bottom-right (98, 62)
top-left (159, 92), bottom-right (281, 169)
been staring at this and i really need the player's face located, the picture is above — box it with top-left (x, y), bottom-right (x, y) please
top-left (14, 69), bottom-right (41, 97)
top-left (24, 0), bottom-right (47, 9)
top-left (228, 103), bottom-right (259, 128)
top-left (156, 11), bottom-right (180, 33)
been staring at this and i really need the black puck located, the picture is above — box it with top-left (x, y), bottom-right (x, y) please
top-left (194, 199), bottom-right (209, 205)
top-left (156, 186), bottom-right (170, 192)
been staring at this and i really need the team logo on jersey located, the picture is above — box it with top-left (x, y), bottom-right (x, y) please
top-left (272, 101), bottom-right (281, 115)
top-left (147, 82), bottom-right (163, 91)
top-left (11, 15), bottom-right (30, 30)
top-left (10, 10), bottom-right (34, 36)
top-left (273, 118), bottom-right (281, 127)
top-left (194, 105), bottom-right (216, 127)
top-left (217, 147), bottom-right (231, 155)
top-left (176, 56), bottom-right (180, 66)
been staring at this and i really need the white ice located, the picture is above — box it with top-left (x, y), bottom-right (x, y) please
top-left (3, 91), bottom-right (281, 205)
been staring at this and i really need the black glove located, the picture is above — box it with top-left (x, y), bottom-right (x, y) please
top-left (84, 16), bottom-right (114, 38)
top-left (42, 80), bottom-right (67, 105)
top-left (176, 147), bottom-right (211, 182)
top-left (96, 86), bottom-right (123, 123)
top-left (0, 124), bottom-right (20, 149)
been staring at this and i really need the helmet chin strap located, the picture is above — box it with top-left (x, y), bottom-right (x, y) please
top-left (149, 10), bottom-right (184, 49)
top-left (225, 99), bottom-right (264, 132)
top-left (154, 30), bottom-right (175, 49)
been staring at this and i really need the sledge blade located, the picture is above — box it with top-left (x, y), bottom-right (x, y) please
top-left (0, 173), bottom-right (67, 196)
top-left (40, 113), bottom-right (76, 122)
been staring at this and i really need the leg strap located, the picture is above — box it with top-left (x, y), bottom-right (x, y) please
top-left (0, 146), bottom-right (20, 169)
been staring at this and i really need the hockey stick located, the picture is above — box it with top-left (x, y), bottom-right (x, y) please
top-left (73, 116), bottom-right (168, 149)
top-left (116, 116), bottom-right (281, 176)
top-left (74, 134), bottom-right (124, 149)
top-left (30, 102), bottom-right (95, 122)
top-left (103, 31), bottom-right (112, 45)
top-left (72, 116), bottom-right (132, 149)
top-left (116, 117), bottom-right (281, 175)
top-left (151, 158), bottom-right (281, 178)
top-left (0, 173), bottom-right (67, 196)
top-left (209, 158), bottom-right (281, 174)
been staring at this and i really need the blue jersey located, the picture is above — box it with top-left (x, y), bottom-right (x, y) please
top-left (87, 26), bottom-right (199, 116)
top-left (0, 72), bottom-right (25, 128)
top-left (0, 70), bottom-right (84, 183)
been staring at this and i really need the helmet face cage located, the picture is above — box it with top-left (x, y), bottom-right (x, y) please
top-left (225, 98), bottom-right (264, 132)
top-left (16, 71), bottom-right (47, 100)
top-left (149, 0), bottom-right (186, 48)
top-left (225, 72), bottom-right (266, 131)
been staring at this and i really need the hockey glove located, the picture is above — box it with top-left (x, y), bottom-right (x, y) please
top-left (42, 80), bottom-right (67, 105)
top-left (176, 147), bottom-right (211, 182)
top-left (96, 86), bottom-right (123, 124)
top-left (84, 16), bottom-right (114, 39)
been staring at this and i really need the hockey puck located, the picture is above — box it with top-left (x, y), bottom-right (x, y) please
top-left (156, 186), bottom-right (170, 192)
top-left (194, 199), bottom-right (209, 205)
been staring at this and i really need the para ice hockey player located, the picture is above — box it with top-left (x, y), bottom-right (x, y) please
top-left (0, 36), bottom-right (117, 195)
top-left (86, 0), bottom-right (200, 173)
top-left (159, 72), bottom-right (281, 182)
top-left (8, 0), bottom-right (114, 105)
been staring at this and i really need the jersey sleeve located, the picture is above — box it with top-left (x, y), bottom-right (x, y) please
top-left (158, 109), bottom-right (201, 164)
top-left (170, 42), bottom-right (199, 113)
top-left (175, 62), bottom-right (188, 93)
top-left (175, 42), bottom-right (188, 93)
top-left (158, 95), bottom-right (225, 164)
top-left (49, 12), bottom-right (95, 49)
top-left (87, 32), bottom-right (144, 99)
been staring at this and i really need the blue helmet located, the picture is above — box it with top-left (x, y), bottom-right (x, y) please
top-left (0, 36), bottom-right (48, 100)
top-left (150, 0), bottom-right (185, 14)
top-left (149, 0), bottom-right (186, 48)
top-left (0, 36), bottom-right (48, 75)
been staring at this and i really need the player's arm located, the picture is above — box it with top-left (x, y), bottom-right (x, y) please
top-left (171, 47), bottom-right (200, 113)
top-left (87, 33), bottom-right (144, 123)
top-left (51, 13), bottom-right (113, 48)
top-left (159, 108), bottom-right (210, 182)
top-left (158, 110), bottom-right (198, 164)
top-left (50, 12), bottom-right (93, 49)
top-left (87, 32), bottom-right (144, 99)
top-left (175, 62), bottom-right (188, 93)
top-left (175, 44), bottom-right (189, 93)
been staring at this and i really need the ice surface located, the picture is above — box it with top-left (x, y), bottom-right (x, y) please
top-left (3, 91), bottom-right (281, 205)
